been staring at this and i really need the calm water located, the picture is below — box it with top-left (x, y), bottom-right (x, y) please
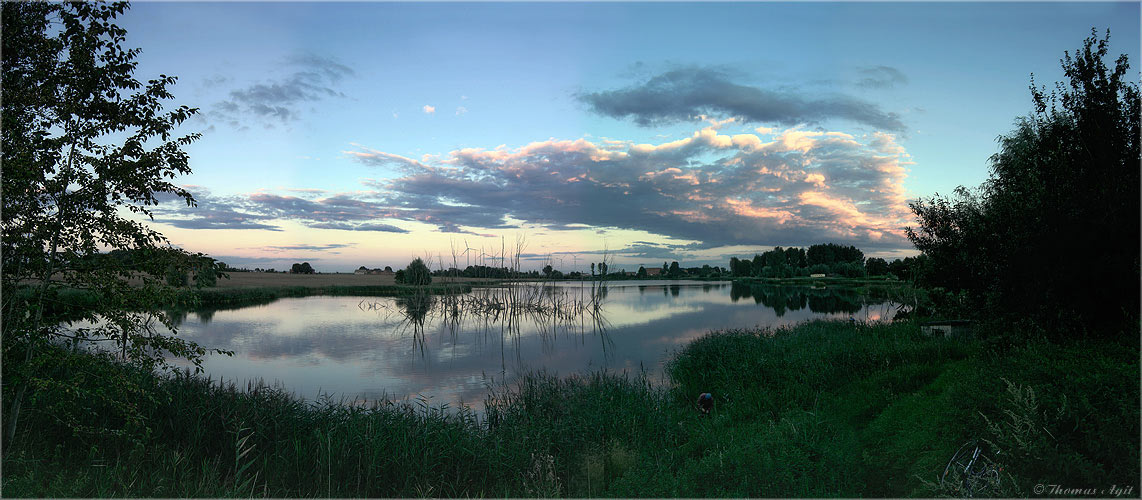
top-left (162, 281), bottom-right (899, 409)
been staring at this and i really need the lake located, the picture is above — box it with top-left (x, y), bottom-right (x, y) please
top-left (162, 280), bottom-right (900, 410)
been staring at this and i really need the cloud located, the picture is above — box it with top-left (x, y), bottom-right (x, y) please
top-left (156, 123), bottom-right (915, 253)
top-left (578, 67), bottom-right (905, 131)
top-left (212, 54), bottom-right (354, 125)
top-left (423, 105), bottom-right (436, 114)
top-left (455, 106), bottom-right (468, 116)
top-left (151, 188), bottom-right (283, 231)
top-left (855, 65), bottom-right (909, 89)
top-left (343, 145), bottom-right (429, 171)
top-left (258, 243), bottom-right (354, 253)
top-left (309, 222), bottom-right (409, 233)
top-left (346, 124), bottom-right (914, 249)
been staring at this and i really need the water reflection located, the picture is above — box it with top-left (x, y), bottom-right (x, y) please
top-left (160, 281), bottom-right (898, 409)
top-left (728, 282), bottom-right (866, 316)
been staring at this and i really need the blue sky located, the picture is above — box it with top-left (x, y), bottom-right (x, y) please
top-left (120, 2), bottom-right (1140, 272)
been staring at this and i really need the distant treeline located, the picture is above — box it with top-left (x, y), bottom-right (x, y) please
top-left (50, 248), bottom-right (229, 287)
top-left (728, 243), bottom-right (925, 280)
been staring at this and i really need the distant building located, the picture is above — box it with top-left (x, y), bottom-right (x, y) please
top-left (810, 273), bottom-right (826, 278)
top-left (921, 320), bottom-right (973, 339)
top-left (645, 267), bottom-right (662, 277)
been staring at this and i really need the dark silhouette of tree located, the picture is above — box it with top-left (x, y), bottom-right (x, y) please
top-left (403, 258), bottom-right (432, 285)
top-left (637, 266), bottom-right (647, 278)
top-left (751, 254), bottom-right (765, 277)
top-left (290, 262), bottom-right (315, 274)
top-left (542, 264), bottom-right (553, 278)
top-left (887, 259), bottom-right (908, 280)
top-left (1, 1), bottom-right (224, 447)
top-left (784, 247), bottom-right (806, 268)
top-left (806, 243), bottom-right (864, 267)
top-left (907, 29), bottom-right (1139, 336)
top-left (865, 257), bottom-right (889, 276)
top-left (668, 261), bottom-right (682, 278)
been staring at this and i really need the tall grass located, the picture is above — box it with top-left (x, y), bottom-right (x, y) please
top-left (3, 320), bottom-right (1136, 497)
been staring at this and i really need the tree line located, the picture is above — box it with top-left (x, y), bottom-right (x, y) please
top-left (726, 243), bottom-right (924, 280)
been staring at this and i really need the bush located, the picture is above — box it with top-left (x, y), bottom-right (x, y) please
top-left (404, 258), bottom-right (432, 285)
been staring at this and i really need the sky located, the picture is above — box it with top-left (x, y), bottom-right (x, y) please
top-left (118, 2), bottom-right (1140, 272)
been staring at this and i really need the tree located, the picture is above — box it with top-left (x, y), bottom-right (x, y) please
top-left (751, 254), bottom-right (764, 277)
top-left (668, 261), bottom-right (682, 278)
top-left (764, 247), bottom-right (787, 268)
top-left (637, 266), bottom-right (647, 278)
top-left (729, 257), bottom-right (752, 277)
top-left (1, 1), bottom-right (223, 447)
top-left (598, 262), bottom-right (608, 276)
top-left (784, 247), bottom-right (806, 269)
top-left (404, 258), bottom-right (432, 285)
top-left (907, 30), bottom-right (1139, 335)
top-left (887, 259), bottom-right (908, 280)
top-left (806, 243), bottom-right (863, 266)
top-left (865, 257), bottom-right (889, 277)
top-left (192, 254), bottom-right (226, 287)
top-left (289, 262), bottom-right (315, 274)
top-left (542, 264), bottom-right (553, 278)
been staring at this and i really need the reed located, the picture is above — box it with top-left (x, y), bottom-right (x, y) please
top-left (3, 320), bottom-right (1136, 497)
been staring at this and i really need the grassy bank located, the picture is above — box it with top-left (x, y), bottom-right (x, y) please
top-left (2, 321), bottom-right (1136, 497)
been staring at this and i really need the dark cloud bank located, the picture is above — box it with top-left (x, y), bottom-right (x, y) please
top-left (578, 67), bottom-right (906, 131)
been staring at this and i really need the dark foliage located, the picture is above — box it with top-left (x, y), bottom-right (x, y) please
top-left (907, 30), bottom-right (1140, 337)
top-left (289, 262), bottom-right (315, 274)
top-left (403, 258), bottom-right (432, 286)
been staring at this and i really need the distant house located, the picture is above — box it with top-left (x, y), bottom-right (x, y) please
top-left (645, 267), bottom-right (662, 277)
top-left (624, 271), bottom-right (636, 277)
top-left (810, 273), bottom-right (826, 278)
